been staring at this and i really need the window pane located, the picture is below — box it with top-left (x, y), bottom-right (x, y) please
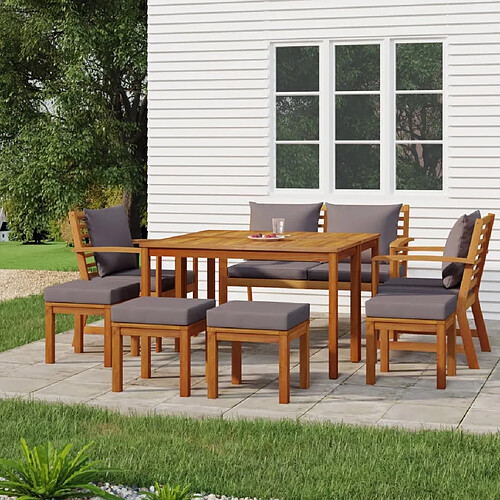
top-left (396, 94), bottom-right (442, 141)
top-left (396, 144), bottom-right (442, 190)
top-left (276, 46), bottom-right (319, 92)
top-left (396, 43), bottom-right (442, 90)
top-left (276, 144), bottom-right (319, 189)
top-left (336, 45), bottom-right (380, 91)
top-left (335, 144), bottom-right (380, 189)
top-left (276, 96), bottom-right (319, 141)
top-left (336, 95), bottom-right (380, 141)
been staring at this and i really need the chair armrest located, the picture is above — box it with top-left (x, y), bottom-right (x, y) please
top-left (73, 246), bottom-right (141, 254)
top-left (132, 239), bottom-right (148, 244)
top-left (389, 237), bottom-right (414, 249)
top-left (372, 254), bottom-right (473, 265)
top-left (395, 246), bottom-right (446, 252)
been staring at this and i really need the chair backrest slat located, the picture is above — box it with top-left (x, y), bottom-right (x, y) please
top-left (68, 210), bottom-right (97, 281)
top-left (459, 213), bottom-right (495, 300)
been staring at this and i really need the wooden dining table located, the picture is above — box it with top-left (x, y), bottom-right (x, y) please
top-left (139, 230), bottom-right (379, 379)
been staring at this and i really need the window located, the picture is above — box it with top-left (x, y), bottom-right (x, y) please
top-left (273, 41), bottom-right (444, 192)
top-left (275, 46), bottom-right (319, 189)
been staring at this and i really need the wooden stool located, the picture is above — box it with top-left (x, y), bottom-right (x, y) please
top-left (44, 279), bottom-right (140, 367)
top-left (206, 301), bottom-right (310, 404)
top-left (111, 297), bottom-right (215, 397)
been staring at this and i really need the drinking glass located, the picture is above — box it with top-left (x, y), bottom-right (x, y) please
top-left (272, 218), bottom-right (285, 235)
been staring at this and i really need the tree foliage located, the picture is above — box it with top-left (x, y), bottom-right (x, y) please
top-left (0, 0), bottom-right (147, 240)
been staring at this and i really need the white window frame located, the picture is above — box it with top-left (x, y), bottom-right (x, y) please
top-left (271, 37), bottom-right (447, 199)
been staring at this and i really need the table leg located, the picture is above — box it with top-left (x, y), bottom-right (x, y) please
top-left (175, 256), bottom-right (188, 298)
top-left (328, 253), bottom-right (339, 379)
top-left (219, 257), bottom-right (228, 304)
top-left (207, 258), bottom-right (216, 299)
top-left (350, 245), bottom-right (362, 363)
top-left (141, 248), bottom-right (151, 297)
top-left (371, 239), bottom-right (380, 296)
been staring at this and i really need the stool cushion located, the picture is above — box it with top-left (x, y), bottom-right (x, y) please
top-left (228, 260), bottom-right (318, 280)
top-left (207, 301), bottom-right (310, 331)
top-left (111, 297), bottom-right (215, 326)
top-left (45, 279), bottom-right (140, 305)
top-left (109, 269), bottom-right (195, 293)
top-left (366, 292), bottom-right (457, 320)
top-left (307, 262), bottom-right (403, 283)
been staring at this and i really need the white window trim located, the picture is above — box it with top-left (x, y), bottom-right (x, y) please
top-left (270, 37), bottom-right (448, 201)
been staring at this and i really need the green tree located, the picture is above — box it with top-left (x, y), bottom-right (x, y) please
top-left (0, 0), bottom-right (147, 240)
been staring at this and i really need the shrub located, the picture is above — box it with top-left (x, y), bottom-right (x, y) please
top-left (143, 482), bottom-right (192, 500)
top-left (0, 439), bottom-right (118, 500)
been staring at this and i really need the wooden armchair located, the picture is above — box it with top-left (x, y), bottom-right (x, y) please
top-left (366, 213), bottom-right (494, 388)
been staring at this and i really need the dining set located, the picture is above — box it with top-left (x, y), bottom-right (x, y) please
top-left (44, 202), bottom-right (494, 402)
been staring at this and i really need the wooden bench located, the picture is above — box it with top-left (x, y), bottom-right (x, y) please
top-left (227, 204), bottom-right (410, 297)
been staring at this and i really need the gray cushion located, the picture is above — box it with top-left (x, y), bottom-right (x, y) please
top-left (379, 277), bottom-right (459, 295)
top-left (45, 279), bottom-right (140, 305)
top-left (111, 297), bottom-right (215, 325)
top-left (307, 262), bottom-right (403, 283)
top-left (249, 202), bottom-right (323, 232)
top-left (442, 211), bottom-right (481, 289)
top-left (228, 261), bottom-right (319, 280)
top-left (84, 205), bottom-right (138, 277)
top-left (365, 292), bottom-right (457, 321)
top-left (109, 269), bottom-right (195, 293)
top-left (326, 204), bottom-right (402, 262)
top-left (207, 301), bottom-right (310, 331)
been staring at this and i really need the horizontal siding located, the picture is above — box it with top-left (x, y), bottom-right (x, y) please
top-left (148, 0), bottom-right (500, 319)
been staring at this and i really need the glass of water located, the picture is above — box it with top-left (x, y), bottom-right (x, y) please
top-left (272, 218), bottom-right (285, 235)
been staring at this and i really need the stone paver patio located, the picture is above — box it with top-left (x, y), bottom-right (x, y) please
top-left (1, 315), bottom-right (500, 433)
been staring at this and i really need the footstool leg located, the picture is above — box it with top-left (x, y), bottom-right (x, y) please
top-left (231, 341), bottom-right (242, 385)
top-left (279, 334), bottom-right (290, 404)
top-left (180, 331), bottom-right (191, 397)
top-left (141, 335), bottom-right (152, 379)
top-left (130, 336), bottom-right (140, 356)
top-left (174, 337), bottom-right (180, 353)
top-left (207, 328), bottom-right (218, 399)
top-left (366, 321), bottom-right (377, 385)
top-left (103, 307), bottom-right (112, 368)
top-left (73, 314), bottom-right (84, 354)
top-left (299, 323), bottom-right (310, 389)
top-left (45, 304), bottom-right (55, 364)
top-left (112, 327), bottom-right (123, 392)
top-left (156, 337), bottom-right (163, 353)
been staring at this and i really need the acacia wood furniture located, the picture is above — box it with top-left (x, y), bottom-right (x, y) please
top-left (206, 301), bottom-right (310, 404)
top-left (228, 204), bottom-right (410, 298)
top-left (111, 297), bottom-right (215, 397)
top-left (68, 210), bottom-right (198, 355)
top-left (139, 229), bottom-right (379, 379)
top-left (366, 213), bottom-right (495, 389)
top-left (45, 279), bottom-right (140, 367)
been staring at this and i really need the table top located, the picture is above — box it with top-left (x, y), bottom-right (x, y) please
top-left (140, 230), bottom-right (379, 254)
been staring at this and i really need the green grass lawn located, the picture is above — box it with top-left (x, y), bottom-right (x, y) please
top-left (0, 294), bottom-right (98, 353)
top-left (0, 241), bottom-right (77, 271)
top-left (0, 399), bottom-right (499, 500)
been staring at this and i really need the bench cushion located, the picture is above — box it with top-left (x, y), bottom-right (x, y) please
top-left (307, 262), bottom-right (401, 283)
top-left (228, 260), bottom-right (318, 280)
top-left (45, 279), bottom-right (140, 305)
top-left (111, 297), bottom-right (215, 325)
top-left (366, 292), bottom-right (457, 320)
top-left (109, 269), bottom-right (195, 293)
top-left (325, 204), bottom-right (402, 263)
top-left (207, 301), bottom-right (310, 331)
top-left (84, 205), bottom-right (138, 277)
top-left (442, 210), bottom-right (480, 289)
top-left (249, 202), bottom-right (323, 232)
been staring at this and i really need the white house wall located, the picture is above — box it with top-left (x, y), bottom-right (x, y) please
top-left (148, 0), bottom-right (500, 319)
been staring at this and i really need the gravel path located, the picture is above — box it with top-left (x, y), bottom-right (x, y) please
top-left (0, 269), bottom-right (79, 302)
